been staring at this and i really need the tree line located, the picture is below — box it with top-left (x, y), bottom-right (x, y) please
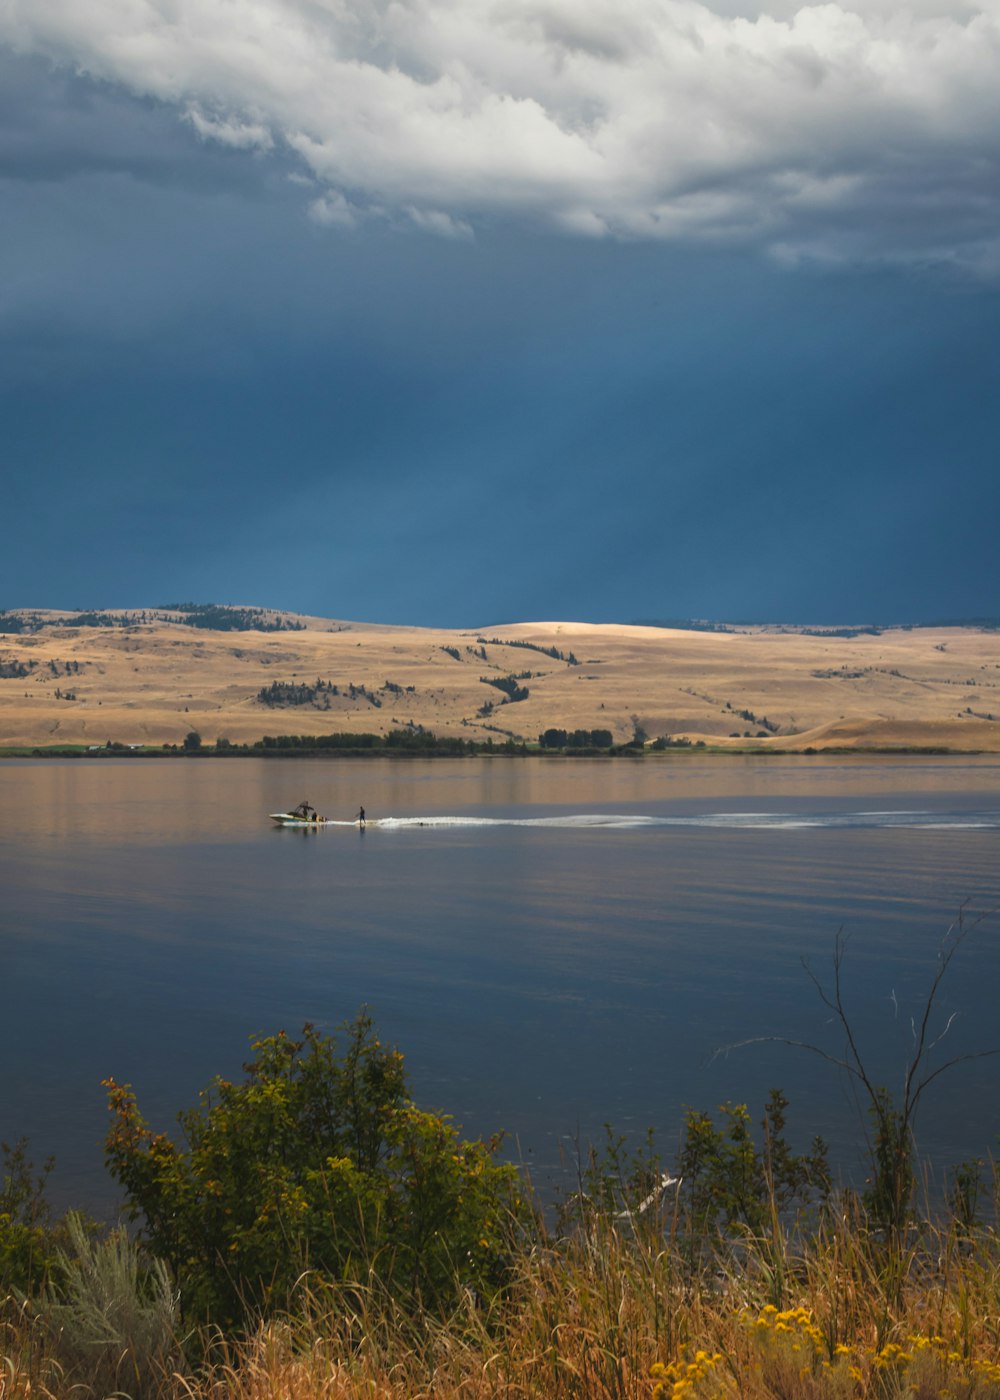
top-left (538, 727), bottom-right (614, 749)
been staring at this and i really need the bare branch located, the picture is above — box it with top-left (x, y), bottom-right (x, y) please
top-left (709, 1034), bottom-right (861, 1083)
top-left (910, 1047), bottom-right (1000, 1117)
top-left (715, 905), bottom-right (996, 1235)
top-left (900, 902), bottom-right (996, 1120)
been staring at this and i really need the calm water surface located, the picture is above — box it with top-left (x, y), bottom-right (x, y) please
top-left (2, 754), bottom-right (999, 1213)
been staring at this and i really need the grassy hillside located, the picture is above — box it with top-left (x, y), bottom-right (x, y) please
top-left (2, 606), bottom-right (1000, 751)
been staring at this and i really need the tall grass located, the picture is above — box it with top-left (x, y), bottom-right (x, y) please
top-left (8, 1184), bottom-right (1000, 1400)
top-left (186, 1200), bottom-right (1000, 1399)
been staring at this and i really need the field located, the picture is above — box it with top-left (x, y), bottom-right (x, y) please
top-left (2, 607), bottom-right (1000, 750)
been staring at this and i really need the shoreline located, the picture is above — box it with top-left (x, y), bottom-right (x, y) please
top-left (0, 743), bottom-right (990, 759)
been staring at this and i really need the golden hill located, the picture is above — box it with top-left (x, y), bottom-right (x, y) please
top-left (2, 607), bottom-right (1000, 751)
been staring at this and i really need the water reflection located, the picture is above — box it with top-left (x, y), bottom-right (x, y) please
top-left (8, 752), bottom-right (1000, 841)
top-left (1, 755), bottom-right (998, 1214)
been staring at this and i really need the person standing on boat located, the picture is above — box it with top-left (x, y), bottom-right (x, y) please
top-left (292, 800), bottom-right (316, 820)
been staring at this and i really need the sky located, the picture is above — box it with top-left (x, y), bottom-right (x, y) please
top-left (2, 0), bottom-right (999, 627)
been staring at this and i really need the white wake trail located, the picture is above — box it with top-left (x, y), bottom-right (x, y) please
top-left (364, 811), bottom-right (1000, 832)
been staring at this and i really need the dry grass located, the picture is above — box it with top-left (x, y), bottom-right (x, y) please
top-left (8, 1205), bottom-right (1000, 1400)
top-left (2, 609), bottom-right (1000, 751)
top-left (193, 1216), bottom-right (1000, 1400)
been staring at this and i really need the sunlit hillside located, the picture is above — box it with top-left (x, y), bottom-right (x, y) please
top-left (2, 606), bottom-right (1000, 751)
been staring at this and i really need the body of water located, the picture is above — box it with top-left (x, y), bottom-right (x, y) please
top-left (2, 754), bottom-right (999, 1213)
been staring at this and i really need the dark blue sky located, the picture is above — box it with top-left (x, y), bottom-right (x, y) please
top-left (2, 4), bottom-right (999, 626)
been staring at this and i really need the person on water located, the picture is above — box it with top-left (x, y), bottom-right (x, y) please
top-left (358, 806), bottom-right (366, 827)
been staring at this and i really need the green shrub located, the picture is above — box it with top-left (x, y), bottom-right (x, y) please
top-left (104, 1015), bottom-right (531, 1327)
top-left (567, 1093), bottom-right (829, 1248)
top-left (678, 1090), bottom-right (830, 1237)
top-left (0, 1138), bottom-right (58, 1296)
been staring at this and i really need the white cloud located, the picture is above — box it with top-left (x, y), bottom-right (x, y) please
top-left (308, 191), bottom-right (362, 227)
top-left (404, 206), bottom-right (474, 239)
top-left (185, 104), bottom-right (272, 150)
top-left (2, 0), bottom-right (999, 265)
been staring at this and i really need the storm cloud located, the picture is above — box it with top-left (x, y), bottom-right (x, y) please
top-left (3, 0), bottom-right (1000, 267)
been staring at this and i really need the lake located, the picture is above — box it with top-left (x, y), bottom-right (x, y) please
top-left (2, 753), bottom-right (999, 1215)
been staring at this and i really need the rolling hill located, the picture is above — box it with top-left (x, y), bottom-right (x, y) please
top-left (2, 606), bottom-right (1000, 751)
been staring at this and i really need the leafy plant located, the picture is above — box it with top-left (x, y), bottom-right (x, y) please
top-left (0, 1138), bottom-right (57, 1296)
top-left (564, 1125), bottom-right (671, 1232)
top-left (678, 1090), bottom-right (830, 1237)
top-left (563, 1096), bottom-right (827, 1258)
top-left (104, 1015), bottom-right (531, 1327)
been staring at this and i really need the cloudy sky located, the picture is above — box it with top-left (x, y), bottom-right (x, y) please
top-left (2, 0), bottom-right (999, 626)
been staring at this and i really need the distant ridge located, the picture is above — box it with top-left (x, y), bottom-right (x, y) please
top-left (632, 618), bottom-right (1000, 634)
top-left (630, 619), bottom-right (739, 633)
top-left (2, 606), bottom-right (1000, 752)
top-left (5, 605), bottom-right (999, 636)
top-left (0, 604), bottom-right (306, 635)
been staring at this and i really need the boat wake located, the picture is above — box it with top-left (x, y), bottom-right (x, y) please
top-left (292, 810), bottom-right (1000, 832)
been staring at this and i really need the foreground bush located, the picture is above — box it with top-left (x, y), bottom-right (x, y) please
top-left (104, 1016), bottom-right (530, 1327)
top-left (7, 1112), bottom-right (1000, 1398)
